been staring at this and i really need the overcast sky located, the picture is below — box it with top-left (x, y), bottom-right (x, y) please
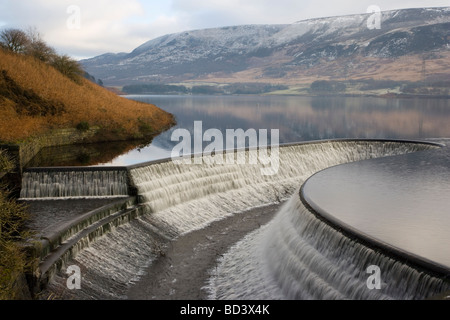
top-left (0, 0), bottom-right (448, 59)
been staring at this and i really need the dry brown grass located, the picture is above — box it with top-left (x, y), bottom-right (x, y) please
top-left (0, 149), bottom-right (31, 300)
top-left (0, 49), bottom-right (175, 143)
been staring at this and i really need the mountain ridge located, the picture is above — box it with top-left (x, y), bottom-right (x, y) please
top-left (81, 7), bottom-right (450, 87)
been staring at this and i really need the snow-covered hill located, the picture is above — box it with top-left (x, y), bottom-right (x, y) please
top-left (81, 7), bottom-right (450, 85)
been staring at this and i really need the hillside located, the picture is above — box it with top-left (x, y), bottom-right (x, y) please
top-left (81, 7), bottom-right (450, 88)
top-left (0, 49), bottom-right (175, 143)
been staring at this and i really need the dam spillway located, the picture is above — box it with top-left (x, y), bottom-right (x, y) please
top-left (127, 140), bottom-right (434, 238)
top-left (26, 139), bottom-right (450, 300)
top-left (20, 167), bottom-right (130, 199)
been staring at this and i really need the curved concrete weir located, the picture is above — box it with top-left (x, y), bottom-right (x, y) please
top-left (127, 140), bottom-right (436, 238)
top-left (300, 141), bottom-right (450, 289)
top-left (31, 139), bottom-right (450, 300)
top-left (211, 141), bottom-right (450, 300)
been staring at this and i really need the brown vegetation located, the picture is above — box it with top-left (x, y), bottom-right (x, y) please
top-left (0, 150), bottom-right (31, 300)
top-left (0, 48), bottom-right (174, 143)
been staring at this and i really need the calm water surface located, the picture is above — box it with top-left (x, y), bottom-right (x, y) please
top-left (29, 95), bottom-right (450, 167)
top-left (303, 144), bottom-right (450, 269)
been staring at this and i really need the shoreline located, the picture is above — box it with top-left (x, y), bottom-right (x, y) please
top-left (121, 92), bottom-right (450, 99)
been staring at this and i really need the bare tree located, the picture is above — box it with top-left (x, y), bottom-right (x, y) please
top-left (24, 27), bottom-right (56, 62)
top-left (24, 26), bottom-right (41, 44)
top-left (51, 54), bottom-right (84, 83)
top-left (1, 27), bottom-right (85, 83)
top-left (27, 38), bottom-right (57, 62)
top-left (0, 28), bottom-right (30, 53)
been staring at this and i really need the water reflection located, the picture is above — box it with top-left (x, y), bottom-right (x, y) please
top-left (28, 95), bottom-right (450, 167)
top-left (25, 140), bottom-right (148, 167)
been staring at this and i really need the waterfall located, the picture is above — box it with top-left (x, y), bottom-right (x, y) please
top-left (41, 218), bottom-right (163, 300)
top-left (20, 168), bottom-right (129, 199)
top-left (208, 194), bottom-right (450, 300)
top-left (129, 141), bottom-right (434, 238)
top-left (40, 140), bottom-right (446, 300)
top-left (264, 194), bottom-right (450, 300)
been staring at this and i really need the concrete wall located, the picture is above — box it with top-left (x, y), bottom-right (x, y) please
top-left (26, 196), bottom-right (144, 296)
top-left (21, 128), bottom-right (99, 170)
top-left (1, 127), bottom-right (99, 173)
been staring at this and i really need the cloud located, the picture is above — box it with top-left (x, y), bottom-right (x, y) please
top-left (171, 0), bottom-right (308, 27)
top-left (0, 0), bottom-right (145, 58)
top-left (171, 0), bottom-right (450, 27)
top-left (1, 0), bottom-right (449, 59)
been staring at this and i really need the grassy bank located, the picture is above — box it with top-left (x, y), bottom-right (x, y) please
top-left (0, 150), bottom-right (31, 300)
top-left (0, 49), bottom-right (175, 144)
top-left (0, 38), bottom-right (175, 299)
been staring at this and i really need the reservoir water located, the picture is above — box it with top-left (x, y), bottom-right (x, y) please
top-left (36, 140), bottom-right (450, 300)
top-left (26, 94), bottom-right (450, 300)
top-left (27, 95), bottom-right (450, 167)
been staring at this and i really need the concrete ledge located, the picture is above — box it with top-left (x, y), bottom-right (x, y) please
top-left (38, 197), bottom-right (136, 253)
top-left (36, 204), bottom-right (147, 292)
top-left (127, 138), bottom-right (443, 170)
top-left (25, 196), bottom-right (143, 295)
top-left (1, 128), bottom-right (100, 173)
top-left (301, 187), bottom-right (450, 280)
top-left (21, 138), bottom-right (446, 296)
top-left (300, 144), bottom-right (450, 280)
top-left (23, 166), bottom-right (129, 173)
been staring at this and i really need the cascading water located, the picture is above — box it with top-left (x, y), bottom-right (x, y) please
top-left (129, 141), bottom-right (434, 238)
top-left (40, 140), bottom-right (447, 300)
top-left (208, 194), bottom-right (450, 300)
top-left (41, 218), bottom-right (164, 300)
top-left (20, 169), bottom-right (129, 199)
